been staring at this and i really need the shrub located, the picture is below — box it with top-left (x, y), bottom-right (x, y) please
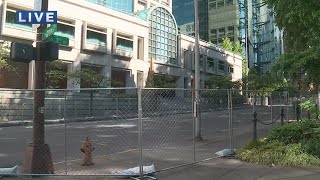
top-left (236, 139), bottom-right (320, 167)
top-left (269, 120), bottom-right (320, 144)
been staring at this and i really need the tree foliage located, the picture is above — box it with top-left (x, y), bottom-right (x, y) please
top-left (154, 74), bottom-right (176, 88)
top-left (221, 37), bottom-right (233, 52)
top-left (244, 68), bottom-right (283, 91)
top-left (267, 0), bottom-right (320, 90)
top-left (69, 68), bottom-right (108, 88)
top-left (0, 41), bottom-right (17, 73)
top-left (206, 75), bottom-right (241, 90)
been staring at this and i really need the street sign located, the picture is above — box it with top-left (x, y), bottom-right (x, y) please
top-left (42, 24), bottom-right (57, 40)
top-left (32, 0), bottom-right (42, 31)
top-left (46, 35), bottom-right (69, 46)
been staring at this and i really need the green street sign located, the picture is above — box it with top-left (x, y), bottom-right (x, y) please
top-left (42, 24), bottom-right (57, 40)
top-left (46, 35), bottom-right (69, 46)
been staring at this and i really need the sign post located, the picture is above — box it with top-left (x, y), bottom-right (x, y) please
top-left (32, 0), bottom-right (42, 31)
top-left (23, 0), bottom-right (54, 174)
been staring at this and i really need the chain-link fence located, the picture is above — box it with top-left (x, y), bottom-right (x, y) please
top-left (0, 88), bottom-right (317, 177)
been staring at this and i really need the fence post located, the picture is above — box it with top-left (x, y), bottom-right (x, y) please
top-left (228, 91), bottom-right (233, 150)
top-left (64, 90), bottom-right (67, 175)
top-left (281, 108), bottom-right (284, 125)
top-left (192, 90), bottom-right (196, 163)
top-left (296, 103), bottom-right (301, 121)
top-left (253, 111), bottom-right (257, 141)
top-left (137, 87), bottom-right (143, 178)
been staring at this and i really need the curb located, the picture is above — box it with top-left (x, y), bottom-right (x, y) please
top-left (0, 106), bottom-right (253, 128)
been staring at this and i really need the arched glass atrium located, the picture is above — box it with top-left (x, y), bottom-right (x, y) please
top-left (136, 6), bottom-right (178, 65)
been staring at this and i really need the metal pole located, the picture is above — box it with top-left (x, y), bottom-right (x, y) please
top-left (192, 90), bottom-right (196, 163)
top-left (270, 94), bottom-right (273, 122)
top-left (23, 0), bottom-right (54, 174)
top-left (194, 0), bottom-right (202, 141)
top-left (287, 92), bottom-right (289, 123)
top-left (64, 90), bottom-right (67, 175)
top-left (138, 88), bottom-right (143, 178)
top-left (228, 91), bottom-right (233, 150)
top-left (253, 112), bottom-right (257, 141)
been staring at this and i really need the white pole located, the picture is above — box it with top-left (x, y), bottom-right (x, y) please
top-left (194, 0), bottom-right (202, 140)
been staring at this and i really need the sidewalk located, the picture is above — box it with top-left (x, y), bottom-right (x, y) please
top-left (2, 158), bottom-right (320, 180)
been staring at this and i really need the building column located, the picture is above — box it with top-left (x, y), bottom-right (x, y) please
top-left (175, 76), bottom-right (184, 97)
top-left (74, 20), bottom-right (83, 50)
top-left (147, 1), bottom-right (151, 8)
top-left (107, 29), bottom-right (113, 55)
top-left (143, 37), bottom-right (148, 61)
top-left (102, 65), bottom-right (112, 88)
top-left (112, 30), bottom-right (117, 54)
top-left (133, 35), bottom-right (138, 59)
top-left (185, 77), bottom-right (192, 89)
top-left (28, 61), bottom-right (35, 89)
top-left (126, 69), bottom-right (136, 95)
top-left (67, 60), bottom-right (81, 90)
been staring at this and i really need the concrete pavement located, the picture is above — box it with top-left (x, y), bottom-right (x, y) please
top-left (2, 158), bottom-right (320, 179)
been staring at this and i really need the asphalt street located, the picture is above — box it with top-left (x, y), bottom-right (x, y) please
top-left (0, 105), bottom-right (295, 175)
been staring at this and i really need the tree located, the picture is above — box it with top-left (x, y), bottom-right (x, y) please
top-left (246, 68), bottom-right (283, 91)
top-left (267, 0), bottom-right (320, 91)
top-left (206, 75), bottom-right (241, 90)
top-left (69, 68), bottom-right (108, 88)
top-left (45, 61), bottom-right (68, 89)
top-left (221, 37), bottom-right (233, 52)
top-left (233, 41), bottom-right (243, 55)
top-left (0, 41), bottom-right (17, 72)
top-left (154, 74), bottom-right (176, 88)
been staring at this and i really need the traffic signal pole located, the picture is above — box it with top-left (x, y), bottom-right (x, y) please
top-left (23, 0), bottom-right (54, 174)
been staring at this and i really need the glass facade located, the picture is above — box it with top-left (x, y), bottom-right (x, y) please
top-left (86, 0), bottom-right (133, 14)
top-left (149, 7), bottom-right (178, 64)
top-left (173, 0), bottom-right (209, 41)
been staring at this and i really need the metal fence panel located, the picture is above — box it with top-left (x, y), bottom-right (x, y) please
top-left (1, 88), bottom-right (316, 177)
top-left (64, 89), bottom-right (139, 175)
top-left (196, 89), bottom-right (230, 161)
top-left (141, 89), bottom-right (194, 171)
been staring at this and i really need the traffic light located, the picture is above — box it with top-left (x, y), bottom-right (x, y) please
top-left (40, 41), bottom-right (59, 61)
top-left (10, 42), bottom-right (34, 63)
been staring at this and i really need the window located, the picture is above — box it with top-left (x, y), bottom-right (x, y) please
top-left (86, 26), bottom-right (107, 46)
top-left (116, 34), bottom-right (134, 51)
top-left (226, 0), bottom-right (234, 6)
top-left (55, 20), bottom-right (75, 39)
top-left (207, 57), bottom-right (215, 72)
top-left (148, 7), bottom-right (177, 65)
top-left (86, 0), bottom-right (133, 14)
top-left (210, 29), bottom-right (217, 39)
top-left (200, 55), bottom-right (204, 69)
top-left (217, 0), bottom-right (224, 8)
top-left (229, 66), bottom-right (234, 73)
top-left (5, 7), bottom-right (32, 30)
top-left (218, 61), bottom-right (225, 72)
top-left (218, 28), bottom-right (225, 35)
top-left (209, 2), bottom-right (216, 9)
top-left (227, 26), bottom-right (234, 35)
top-left (138, 0), bottom-right (147, 9)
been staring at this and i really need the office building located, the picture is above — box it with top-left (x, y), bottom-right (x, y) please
top-left (173, 0), bottom-right (283, 73)
top-left (0, 0), bottom-right (242, 90)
